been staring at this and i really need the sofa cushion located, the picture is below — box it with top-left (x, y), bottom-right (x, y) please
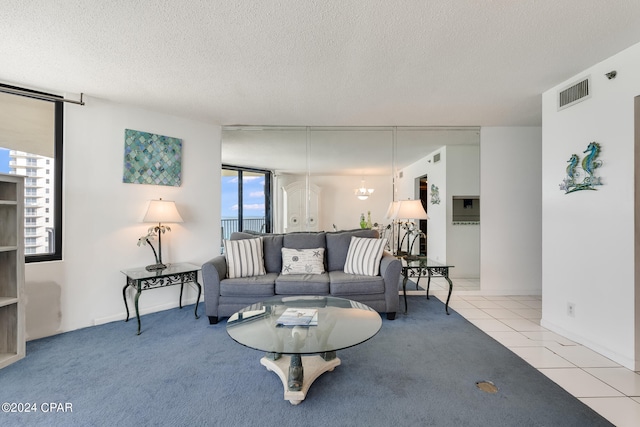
top-left (326, 229), bottom-right (379, 271)
top-left (281, 247), bottom-right (325, 275)
top-left (219, 273), bottom-right (278, 297)
top-left (344, 236), bottom-right (387, 276)
top-left (329, 271), bottom-right (385, 295)
top-left (230, 232), bottom-right (283, 273)
top-left (275, 273), bottom-right (330, 295)
top-left (224, 238), bottom-right (266, 278)
top-left (282, 232), bottom-right (326, 250)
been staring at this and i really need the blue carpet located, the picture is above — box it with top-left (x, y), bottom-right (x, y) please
top-left (0, 296), bottom-right (612, 426)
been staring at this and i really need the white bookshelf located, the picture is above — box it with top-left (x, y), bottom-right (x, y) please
top-left (0, 174), bottom-right (25, 369)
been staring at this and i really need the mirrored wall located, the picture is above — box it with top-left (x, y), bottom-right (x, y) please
top-left (221, 126), bottom-right (481, 279)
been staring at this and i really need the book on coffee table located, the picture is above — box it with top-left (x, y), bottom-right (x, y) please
top-left (276, 308), bottom-right (318, 326)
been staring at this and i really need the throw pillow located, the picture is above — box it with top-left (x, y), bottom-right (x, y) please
top-left (281, 247), bottom-right (325, 275)
top-left (224, 238), bottom-right (266, 279)
top-left (344, 237), bottom-right (387, 276)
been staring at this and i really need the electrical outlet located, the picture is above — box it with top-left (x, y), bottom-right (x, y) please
top-left (567, 302), bottom-right (575, 317)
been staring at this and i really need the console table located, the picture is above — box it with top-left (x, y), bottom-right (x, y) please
top-left (121, 263), bottom-right (201, 334)
top-left (401, 256), bottom-right (454, 315)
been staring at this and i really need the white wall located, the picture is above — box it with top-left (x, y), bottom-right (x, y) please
top-left (480, 127), bottom-right (542, 295)
top-left (424, 149), bottom-right (447, 263)
top-left (397, 145), bottom-right (480, 278)
top-left (542, 42), bottom-right (640, 369)
top-left (446, 145), bottom-right (480, 278)
top-left (24, 96), bottom-right (221, 339)
top-left (311, 175), bottom-right (392, 232)
top-left (274, 173), bottom-right (392, 233)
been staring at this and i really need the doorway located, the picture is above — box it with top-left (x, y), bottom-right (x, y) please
top-left (418, 175), bottom-right (429, 255)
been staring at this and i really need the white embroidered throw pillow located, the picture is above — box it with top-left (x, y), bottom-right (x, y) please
top-left (344, 237), bottom-right (387, 276)
top-left (224, 238), bottom-right (266, 279)
top-left (281, 248), bottom-right (325, 275)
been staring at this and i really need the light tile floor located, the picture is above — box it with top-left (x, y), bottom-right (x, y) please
top-left (405, 278), bottom-right (640, 427)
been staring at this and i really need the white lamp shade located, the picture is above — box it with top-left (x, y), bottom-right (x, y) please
top-left (385, 201), bottom-right (400, 219)
top-left (395, 200), bottom-right (429, 220)
top-left (143, 199), bottom-right (183, 223)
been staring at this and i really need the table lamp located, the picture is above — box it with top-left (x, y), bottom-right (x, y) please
top-left (141, 198), bottom-right (183, 271)
top-left (394, 199), bottom-right (428, 256)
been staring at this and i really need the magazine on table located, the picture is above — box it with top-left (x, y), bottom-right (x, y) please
top-left (276, 308), bottom-right (318, 326)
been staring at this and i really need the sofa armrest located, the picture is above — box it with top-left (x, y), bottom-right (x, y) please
top-left (379, 252), bottom-right (401, 316)
top-left (202, 255), bottom-right (227, 320)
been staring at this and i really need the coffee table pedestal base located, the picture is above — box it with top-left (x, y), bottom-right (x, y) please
top-left (260, 355), bottom-right (341, 405)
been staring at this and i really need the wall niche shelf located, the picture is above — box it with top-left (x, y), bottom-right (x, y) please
top-left (0, 174), bottom-right (25, 370)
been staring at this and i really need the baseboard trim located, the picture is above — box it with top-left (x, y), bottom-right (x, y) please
top-left (541, 318), bottom-right (635, 370)
top-left (94, 296), bottom-right (203, 326)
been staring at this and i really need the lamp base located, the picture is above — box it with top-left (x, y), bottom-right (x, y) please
top-left (145, 263), bottom-right (167, 271)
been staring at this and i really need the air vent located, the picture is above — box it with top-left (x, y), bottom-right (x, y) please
top-left (558, 77), bottom-right (590, 110)
top-left (433, 152), bottom-right (441, 163)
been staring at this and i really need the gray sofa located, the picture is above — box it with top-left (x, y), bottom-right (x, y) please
top-left (202, 229), bottom-right (402, 324)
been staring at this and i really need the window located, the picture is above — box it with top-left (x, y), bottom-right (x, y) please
top-left (0, 84), bottom-right (63, 262)
top-left (221, 166), bottom-right (272, 244)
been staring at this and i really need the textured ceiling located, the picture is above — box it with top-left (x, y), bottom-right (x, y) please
top-left (2, 1), bottom-right (640, 127)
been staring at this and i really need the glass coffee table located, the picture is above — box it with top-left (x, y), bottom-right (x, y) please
top-left (226, 296), bottom-right (382, 405)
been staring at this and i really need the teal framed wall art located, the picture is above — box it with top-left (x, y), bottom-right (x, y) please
top-left (123, 129), bottom-right (182, 187)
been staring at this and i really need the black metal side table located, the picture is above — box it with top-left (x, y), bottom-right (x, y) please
top-left (121, 263), bottom-right (202, 334)
top-left (401, 256), bottom-right (454, 315)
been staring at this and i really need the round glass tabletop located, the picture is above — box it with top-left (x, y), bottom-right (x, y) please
top-left (226, 296), bottom-right (382, 355)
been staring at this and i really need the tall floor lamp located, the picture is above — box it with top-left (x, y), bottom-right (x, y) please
top-left (393, 199), bottom-right (429, 256)
top-left (141, 199), bottom-right (183, 271)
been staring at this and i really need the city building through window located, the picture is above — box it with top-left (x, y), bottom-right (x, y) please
top-left (0, 85), bottom-right (63, 262)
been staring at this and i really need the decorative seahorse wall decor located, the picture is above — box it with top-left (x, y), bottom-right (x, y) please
top-left (582, 141), bottom-right (603, 178)
top-left (559, 142), bottom-right (603, 194)
top-left (430, 184), bottom-right (440, 204)
top-left (566, 154), bottom-right (579, 180)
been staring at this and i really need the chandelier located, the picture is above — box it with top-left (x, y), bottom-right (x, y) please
top-left (355, 180), bottom-right (374, 200)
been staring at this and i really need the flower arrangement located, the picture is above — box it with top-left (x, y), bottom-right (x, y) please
top-left (137, 224), bottom-right (172, 268)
